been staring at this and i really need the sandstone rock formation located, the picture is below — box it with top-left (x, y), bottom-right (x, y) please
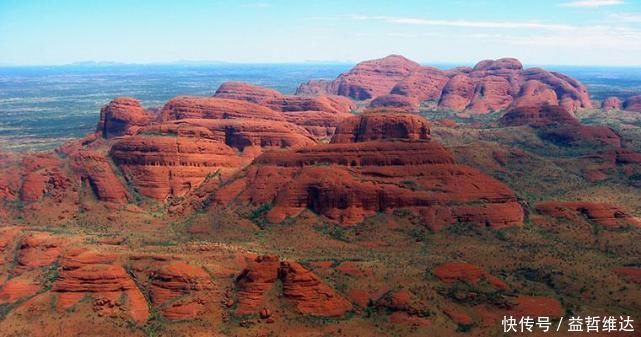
top-left (71, 150), bottom-right (129, 203)
top-left (279, 261), bottom-right (353, 317)
top-left (149, 262), bottom-right (214, 320)
top-left (623, 95), bottom-right (641, 112)
top-left (160, 96), bottom-right (285, 122)
top-left (19, 154), bottom-right (73, 203)
top-left (297, 55), bottom-right (592, 113)
top-left (331, 113), bottom-right (430, 143)
top-left (13, 232), bottom-right (64, 274)
top-left (110, 135), bottom-right (242, 200)
top-left (602, 96), bottom-right (622, 110)
top-left (535, 201), bottom-right (641, 229)
top-left (499, 105), bottom-right (579, 127)
top-left (214, 81), bottom-right (355, 114)
top-left (297, 55), bottom-right (421, 100)
top-left (231, 114), bottom-right (523, 228)
top-left (235, 255), bottom-right (280, 315)
top-left (97, 97), bottom-right (155, 138)
top-left (0, 277), bottom-right (39, 304)
top-left (234, 256), bottom-right (352, 317)
top-left (53, 262), bottom-right (149, 322)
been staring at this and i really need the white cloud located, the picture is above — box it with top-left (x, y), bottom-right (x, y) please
top-left (508, 25), bottom-right (641, 50)
top-left (352, 15), bottom-right (577, 31)
top-left (559, 0), bottom-right (624, 8)
top-left (609, 13), bottom-right (641, 22)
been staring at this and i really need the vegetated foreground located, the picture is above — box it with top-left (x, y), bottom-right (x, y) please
top-left (0, 55), bottom-right (641, 337)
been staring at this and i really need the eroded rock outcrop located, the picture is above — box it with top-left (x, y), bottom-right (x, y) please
top-left (160, 96), bottom-right (285, 122)
top-left (298, 55), bottom-right (421, 100)
top-left (19, 154), bottom-right (73, 203)
top-left (535, 201), bottom-right (641, 229)
top-left (97, 97), bottom-right (154, 138)
top-left (331, 113), bottom-right (431, 143)
top-left (234, 256), bottom-right (351, 317)
top-left (110, 135), bottom-right (242, 200)
top-left (297, 55), bottom-right (592, 113)
top-left (499, 105), bottom-right (579, 127)
top-left (214, 81), bottom-right (355, 114)
top-left (53, 263), bottom-right (149, 322)
top-left (150, 262), bottom-right (214, 320)
top-left (235, 255), bottom-right (280, 315)
top-left (623, 95), bottom-right (641, 112)
top-left (71, 150), bottom-right (129, 203)
top-left (13, 232), bottom-right (64, 274)
top-left (231, 114), bottom-right (523, 228)
top-left (279, 261), bottom-right (353, 317)
top-left (602, 96), bottom-right (622, 110)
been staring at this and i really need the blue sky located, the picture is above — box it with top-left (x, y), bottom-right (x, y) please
top-left (1, 0), bottom-right (641, 66)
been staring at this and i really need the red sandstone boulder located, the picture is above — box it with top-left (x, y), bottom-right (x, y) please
top-left (71, 150), bottom-right (129, 203)
top-left (283, 111), bottom-right (353, 142)
top-left (214, 82), bottom-right (355, 114)
top-left (13, 232), bottom-right (64, 274)
top-left (510, 81), bottom-right (559, 109)
top-left (298, 55), bottom-right (422, 100)
top-left (97, 97), bottom-right (154, 138)
top-left (213, 82), bottom-right (282, 105)
top-left (295, 79), bottom-right (332, 96)
top-left (467, 76), bottom-right (514, 113)
top-left (623, 95), bottom-right (641, 112)
top-left (602, 96), bottom-right (622, 110)
top-left (231, 113), bottom-right (522, 228)
top-left (297, 55), bottom-right (592, 113)
top-left (0, 277), bottom-right (39, 304)
top-left (146, 118), bottom-right (317, 151)
top-left (499, 105), bottom-right (579, 127)
top-left (110, 135), bottom-right (242, 200)
top-left (331, 113), bottom-right (431, 143)
top-left (235, 255), bottom-right (280, 315)
top-left (390, 66), bottom-right (449, 103)
top-left (60, 249), bottom-right (119, 270)
top-left (473, 58), bottom-right (523, 71)
top-left (521, 68), bottom-right (592, 110)
top-left (160, 96), bottom-right (285, 122)
top-left (279, 261), bottom-right (352, 317)
top-left (536, 201), bottom-right (641, 229)
top-left (240, 140), bottom-right (522, 228)
top-left (234, 256), bottom-right (352, 317)
top-left (438, 74), bottom-right (475, 112)
top-left (19, 154), bottom-right (73, 203)
top-left (53, 263), bottom-right (149, 322)
top-left (150, 262), bottom-right (214, 320)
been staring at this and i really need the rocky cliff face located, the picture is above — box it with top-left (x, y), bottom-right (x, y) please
top-left (223, 113), bottom-right (523, 228)
top-left (97, 97), bottom-right (155, 138)
top-left (623, 95), bottom-right (641, 112)
top-left (297, 55), bottom-right (592, 113)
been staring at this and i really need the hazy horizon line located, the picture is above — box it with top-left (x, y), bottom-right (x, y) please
top-left (3, 59), bottom-right (641, 69)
